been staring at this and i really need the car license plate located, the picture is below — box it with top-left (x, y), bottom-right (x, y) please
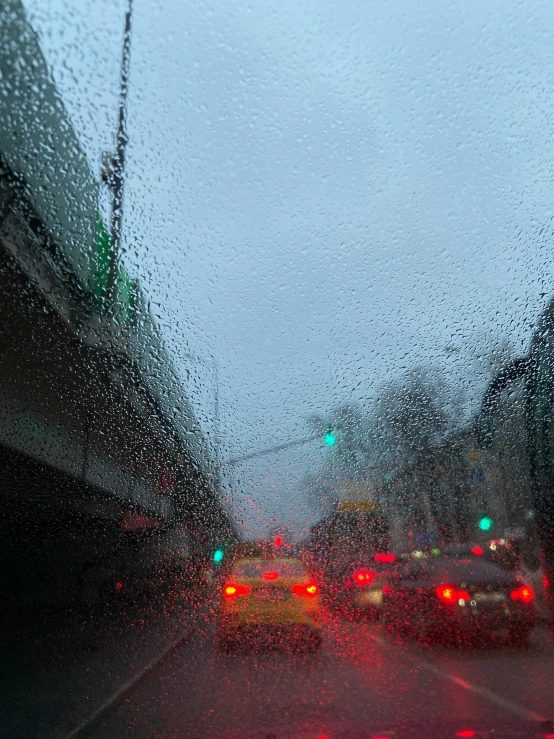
top-left (358, 590), bottom-right (382, 606)
top-left (473, 592), bottom-right (505, 603)
top-left (255, 588), bottom-right (288, 602)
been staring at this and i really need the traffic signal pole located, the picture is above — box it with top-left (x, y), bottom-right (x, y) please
top-left (224, 434), bottom-right (322, 466)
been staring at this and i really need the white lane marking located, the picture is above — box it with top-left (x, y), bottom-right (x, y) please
top-left (371, 634), bottom-right (389, 647)
top-left (419, 661), bottom-right (547, 722)
top-left (62, 627), bottom-right (193, 739)
top-left (370, 633), bottom-right (547, 722)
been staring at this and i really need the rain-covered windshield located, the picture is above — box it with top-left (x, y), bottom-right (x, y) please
top-left (2, 1), bottom-right (554, 738)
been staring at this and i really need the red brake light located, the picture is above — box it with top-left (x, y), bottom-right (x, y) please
top-left (436, 585), bottom-right (469, 603)
top-left (262, 571), bottom-right (279, 581)
top-left (471, 546), bottom-right (484, 556)
top-left (224, 583), bottom-right (252, 598)
top-left (456, 731), bottom-right (476, 738)
top-left (374, 553), bottom-right (396, 563)
top-left (510, 585), bottom-right (533, 602)
top-left (543, 575), bottom-right (550, 589)
top-left (436, 585), bottom-right (456, 603)
top-left (292, 583), bottom-right (318, 597)
top-left (353, 569), bottom-right (375, 586)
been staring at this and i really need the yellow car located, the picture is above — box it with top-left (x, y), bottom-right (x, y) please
top-left (217, 557), bottom-right (322, 652)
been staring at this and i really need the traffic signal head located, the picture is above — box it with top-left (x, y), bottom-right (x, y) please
top-left (213, 548), bottom-right (224, 563)
top-left (478, 517), bottom-right (492, 532)
top-left (324, 429), bottom-right (337, 447)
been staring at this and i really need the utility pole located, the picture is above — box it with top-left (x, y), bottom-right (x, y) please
top-left (104, 0), bottom-right (134, 309)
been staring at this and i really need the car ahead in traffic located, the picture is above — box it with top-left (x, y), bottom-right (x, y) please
top-left (383, 557), bottom-right (537, 645)
top-left (325, 552), bottom-right (400, 619)
top-left (206, 719), bottom-right (554, 739)
top-left (217, 557), bottom-right (322, 652)
top-left (442, 541), bottom-right (521, 573)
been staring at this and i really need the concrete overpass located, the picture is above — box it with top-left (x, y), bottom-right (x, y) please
top-left (0, 0), bottom-right (235, 605)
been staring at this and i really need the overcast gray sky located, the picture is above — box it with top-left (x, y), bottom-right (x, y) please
top-left (25, 0), bottom-right (554, 537)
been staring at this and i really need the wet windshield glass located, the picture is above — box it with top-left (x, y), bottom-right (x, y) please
top-left (2, 1), bottom-right (554, 738)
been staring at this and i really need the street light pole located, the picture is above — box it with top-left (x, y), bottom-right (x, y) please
top-left (105, 0), bottom-right (134, 309)
top-left (214, 360), bottom-right (221, 481)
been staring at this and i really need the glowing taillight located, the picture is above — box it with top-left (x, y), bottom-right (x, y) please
top-left (436, 585), bottom-right (456, 602)
top-left (510, 585), bottom-right (533, 602)
top-left (471, 546), bottom-right (484, 556)
top-left (353, 569), bottom-right (375, 586)
top-left (262, 571), bottom-right (279, 581)
top-left (292, 583), bottom-right (318, 597)
top-left (436, 585), bottom-right (469, 604)
top-left (456, 731), bottom-right (476, 738)
top-left (223, 583), bottom-right (252, 598)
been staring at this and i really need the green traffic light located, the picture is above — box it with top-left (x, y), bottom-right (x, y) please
top-left (324, 431), bottom-right (337, 447)
top-left (478, 517), bottom-right (492, 531)
top-left (213, 549), bottom-right (224, 563)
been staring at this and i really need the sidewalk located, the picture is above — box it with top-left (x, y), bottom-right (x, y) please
top-left (0, 587), bottom-right (211, 739)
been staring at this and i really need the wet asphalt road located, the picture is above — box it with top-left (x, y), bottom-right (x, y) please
top-left (90, 613), bottom-right (554, 739)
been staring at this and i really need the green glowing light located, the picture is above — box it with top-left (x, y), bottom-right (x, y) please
top-left (324, 431), bottom-right (337, 447)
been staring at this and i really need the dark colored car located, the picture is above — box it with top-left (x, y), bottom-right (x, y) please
top-left (325, 552), bottom-right (400, 619)
top-left (208, 720), bottom-right (554, 739)
top-left (442, 541), bottom-right (521, 573)
top-left (384, 557), bottom-right (537, 644)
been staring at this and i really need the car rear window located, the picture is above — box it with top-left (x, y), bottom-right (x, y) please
top-left (233, 561), bottom-right (307, 578)
top-left (425, 558), bottom-right (513, 583)
top-left (344, 560), bottom-right (396, 574)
